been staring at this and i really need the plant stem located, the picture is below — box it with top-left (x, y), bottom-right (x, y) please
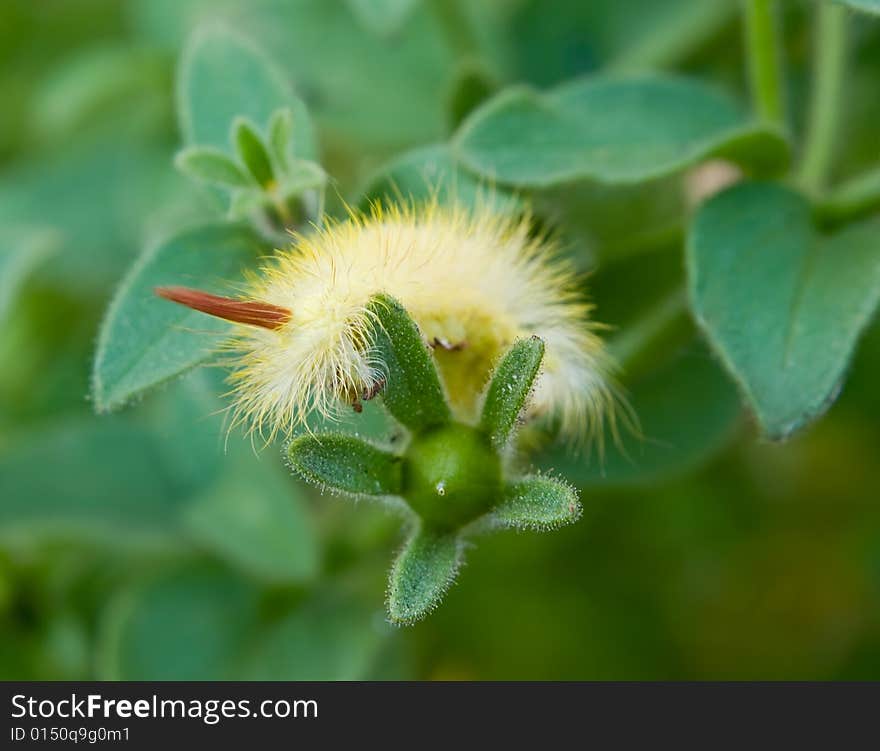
top-left (799, 2), bottom-right (848, 195)
top-left (744, 0), bottom-right (784, 127)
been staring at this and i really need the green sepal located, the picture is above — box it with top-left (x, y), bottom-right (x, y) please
top-left (287, 433), bottom-right (402, 498)
top-left (485, 475), bottom-right (581, 531)
top-left (480, 336), bottom-right (545, 450)
top-left (174, 146), bottom-right (253, 188)
top-left (267, 108), bottom-right (294, 173)
top-left (233, 117), bottom-right (275, 187)
top-left (367, 293), bottom-right (451, 432)
top-left (386, 526), bottom-right (464, 625)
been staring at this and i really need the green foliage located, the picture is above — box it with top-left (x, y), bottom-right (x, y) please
top-left (387, 528), bottom-right (463, 625)
top-left (174, 146), bottom-right (253, 188)
top-left (4, 0), bottom-right (880, 678)
top-left (368, 294), bottom-right (452, 432)
top-left (480, 336), bottom-right (545, 450)
top-left (688, 182), bottom-right (880, 439)
top-left (92, 223), bottom-right (265, 412)
top-left (288, 434), bottom-right (403, 498)
top-left (490, 475), bottom-right (581, 531)
top-left (455, 75), bottom-right (790, 187)
top-left (177, 25), bottom-right (315, 158)
top-left (233, 117), bottom-right (275, 187)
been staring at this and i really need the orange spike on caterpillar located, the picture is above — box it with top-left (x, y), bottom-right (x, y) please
top-left (154, 286), bottom-right (291, 330)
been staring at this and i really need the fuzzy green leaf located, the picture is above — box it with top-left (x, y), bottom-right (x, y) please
top-left (178, 25), bottom-right (316, 159)
top-left (454, 74), bottom-right (789, 188)
top-left (480, 336), bottom-right (545, 449)
top-left (368, 293), bottom-right (452, 432)
top-left (288, 433), bottom-right (403, 497)
top-left (174, 146), bottom-right (252, 188)
top-left (233, 118), bottom-right (274, 187)
top-left (267, 107), bottom-right (294, 171)
top-left (0, 227), bottom-right (58, 323)
top-left (688, 182), bottom-right (880, 439)
top-left (92, 222), bottom-right (265, 412)
top-left (387, 527), bottom-right (463, 624)
top-left (489, 475), bottom-right (581, 531)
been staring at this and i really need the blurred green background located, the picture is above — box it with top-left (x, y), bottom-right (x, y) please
top-left (1, 0), bottom-right (879, 680)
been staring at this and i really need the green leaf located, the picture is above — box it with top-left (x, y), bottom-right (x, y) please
top-left (98, 565), bottom-right (261, 680)
top-left (487, 475), bottom-right (581, 531)
top-left (480, 336), bottom-right (545, 449)
top-left (834, 0), bottom-right (880, 14)
top-left (345, 0), bottom-right (422, 36)
top-left (387, 527), bottom-right (464, 624)
top-left (287, 433), bottom-right (403, 498)
top-left (233, 117), bottom-right (274, 187)
top-left (241, 594), bottom-right (395, 679)
top-left (92, 222), bottom-right (265, 412)
top-left (183, 452), bottom-right (319, 583)
top-left (360, 143), bottom-right (520, 213)
top-left (539, 342), bottom-right (741, 487)
top-left (0, 227), bottom-right (58, 323)
top-left (178, 25), bottom-right (316, 159)
top-left (454, 74), bottom-right (789, 188)
top-left (0, 418), bottom-right (204, 549)
top-left (174, 146), bottom-right (252, 188)
top-left (688, 182), bottom-right (880, 439)
top-left (267, 107), bottom-right (294, 172)
top-left (368, 294), bottom-right (452, 432)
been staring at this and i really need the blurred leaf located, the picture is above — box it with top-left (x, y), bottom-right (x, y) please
top-left (834, 0), bottom-right (880, 13)
top-left (455, 74), bottom-right (789, 187)
top-left (510, 0), bottom-right (737, 85)
top-left (178, 24), bottom-right (316, 159)
top-left (487, 475), bottom-right (581, 531)
top-left (92, 222), bottom-right (265, 412)
top-left (174, 146), bottom-right (252, 188)
top-left (687, 182), bottom-right (880, 439)
top-left (0, 418), bottom-right (200, 548)
top-left (0, 134), bottom-right (209, 294)
top-left (232, 117), bottom-right (274, 186)
top-left (369, 294), bottom-right (452, 432)
top-left (0, 227), bottom-right (58, 322)
top-left (539, 343), bottom-right (741, 487)
top-left (101, 564), bottom-right (400, 680)
top-left (288, 434), bottom-right (403, 498)
top-left (99, 565), bottom-right (261, 680)
top-left (267, 107), bottom-right (293, 172)
top-left (480, 336), bottom-right (544, 450)
top-left (387, 527), bottom-right (463, 624)
top-left (135, 0), bottom-right (466, 149)
top-left (345, 0), bottom-right (421, 36)
top-left (361, 143), bottom-right (521, 212)
top-left (241, 594), bottom-right (395, 679)
top-left (184, 452), bottom-right (319, 583)
top-left (30, 42), bottom-right (169, 145)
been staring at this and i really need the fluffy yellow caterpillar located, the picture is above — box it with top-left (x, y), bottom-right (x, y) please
top-left (158, 201), bottom-right (615, 443)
